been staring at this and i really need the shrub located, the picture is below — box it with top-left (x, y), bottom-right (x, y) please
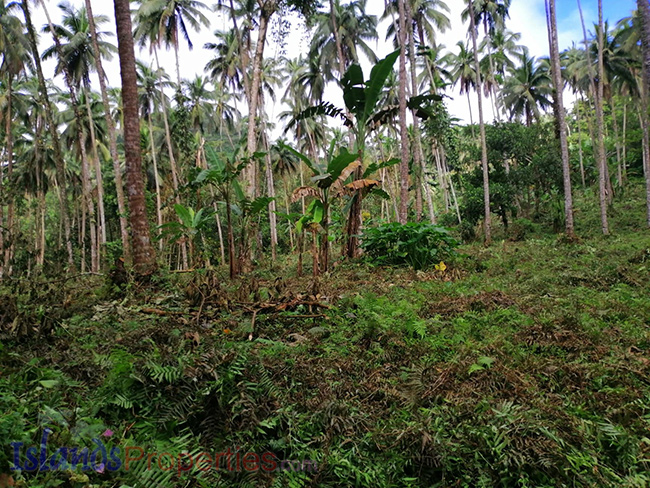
top-left (361, 222), bottom-right (460, 270)
top-left (509, 217), bottom-right (538, 241)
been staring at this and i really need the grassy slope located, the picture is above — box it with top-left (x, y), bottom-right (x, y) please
top-left (1, 186), bottom-right (649, 488)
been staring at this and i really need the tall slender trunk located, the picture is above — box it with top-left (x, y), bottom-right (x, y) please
top-left (260, 104), bottom-right (277, 263)
top-left (595, 0), bottom-right (609, 234)
top-left (622, 99), bottom-right (628, 181)
top-left (638, 0), bottom-right (650, 228)
top-left (153, 49), bottom-right (180, 193)
top-left (153, 47), bottom-right (187, 268)
top-left (577, 99), bottom-right (586, 188)
top-left (466, 91), bottom-right (475, 138)
top-left (22, 0), bottom-right (74, 269)
top-left (84, 0), bottom-right (130, 262)
top-left (113, 0), bottom-right (157, 276)
top-left (41, 0), bottom-right (100, 271)
top-left (148, 114), bottom-right (164, 250)
top-left (397, 0), bottom-right (411, 224)
top-left (36, 152), bottom-right (46, 268)
top-left (610, 98), bottom-right (623, 186)
top-left (83, 84), bottom-right (107, 251)
top-left (406, 0), bottom-right (426, 224)
top-left (546, 0), bottom-right (575, 238)
top-left (245, 1), bottom-right (275, 195)
top-left (174, 41), bottom-right (181, 87)
top-left (446, 156), bottom-right (462, 224)
top-left (468, 0), bottom-right (491, 244)
top-left (2, 76), bottom-right (15, 277)
top-left (578, 0), bottom-right (609, 234)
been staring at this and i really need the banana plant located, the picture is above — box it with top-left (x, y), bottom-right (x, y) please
top-left (286, 50), bottom-right (441, 258)
top-left (195, 146), bottom-right (274, 278)
top-left (280, 139), bottom-right (393, 274)
top-left (160, 204), bottom-right (213, 268)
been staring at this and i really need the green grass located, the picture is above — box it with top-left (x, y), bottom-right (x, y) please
top-left (1, 186), bottom-right (649, 487)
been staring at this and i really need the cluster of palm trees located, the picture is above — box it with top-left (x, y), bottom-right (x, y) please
top-left (1, 0), bottom-right (649, 279)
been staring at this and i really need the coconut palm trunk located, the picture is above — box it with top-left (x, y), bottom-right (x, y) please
top-left (83, 83), bottom-right (107, 249)
top-left (546, 0), bottom-right (575, 238)
top-left (260, 102), bottom-right (278, 263)
top-left (577, 0), bottom-right (609, 234)
top-left (152, 47), bottom-right (188, 269)
top-left (113, 0), bottom-right (156, 276)
top-left (397, 0), bottom-right (411, 224)
top-left (405, 0), bottom-right (431, 224)
top-left (40, 0), bottom-right (100, 271)
top-left (245, 1), bottom-right (276, 194)
top-left (468, 0), bottom-right (491, 244)
top-left (21, 0), bottom-right (75, 269)
top-left (595, 0), bottom-right (609, 234)
top-left (2, 76), bottom-right (14, 277)
top-left (148, 113), bottom-right (164, 250)
top-left (84, 0), bottom-right (131, 262)
top-left (638, 0), bottom-right (650, 228)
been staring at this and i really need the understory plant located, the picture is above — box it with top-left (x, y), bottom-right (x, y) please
top-left (361, 222), bottom-right (459, 270)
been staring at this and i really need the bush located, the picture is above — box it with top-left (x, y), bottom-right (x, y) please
top-left (361, 222), bottom-right (459, 270)
top-left (509, 217), bottom-right (538, 241)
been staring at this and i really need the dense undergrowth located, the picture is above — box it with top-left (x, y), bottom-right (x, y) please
top-left (1, 186), bottom-right (649, 488)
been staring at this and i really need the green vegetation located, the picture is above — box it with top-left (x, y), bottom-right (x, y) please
top-left (2, 0), bottom-right (650, 487)
top-left (361, 222), bottom-right (459, 270)
top-left (1, 188), bottom-right (649, 487)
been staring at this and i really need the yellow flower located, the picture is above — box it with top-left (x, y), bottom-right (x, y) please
top-left (435, 261), bottom-right (447, 272)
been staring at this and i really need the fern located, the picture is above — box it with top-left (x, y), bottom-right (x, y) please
top-left (146, 360), bottom-right (184, 384)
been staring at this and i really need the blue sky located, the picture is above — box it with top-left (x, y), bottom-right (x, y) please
top-left (557, 0), bottom-right (636, 27)
top-left (556, 0), bottom-right (637, 49)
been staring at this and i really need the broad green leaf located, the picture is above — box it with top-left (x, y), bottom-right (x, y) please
top-left (311, 200), bottom-right (324, 224)
top-left (341, 64), bottom-right (365, 116)
top-left (363, 157), bottom-right (400, 178)
top-left (174, 204), bottom-right (193, 229)
top-left (369, 188), bottom-right (391, 200)
top-left (408, 94), bottom-right (444, 120)
top-left (232, 179), bottom-right (245, 202)
top-left (250, 197), bottom-right (275, 215)
top-left (363, 50), bottom-right (400, 125)
top-left (327, 148), bottom-right (359, 183)
top-left (278, 141), bottom-right (319, 176)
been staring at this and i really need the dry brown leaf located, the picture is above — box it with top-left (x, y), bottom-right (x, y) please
top-left (291, 186), bottom-right (320, 203)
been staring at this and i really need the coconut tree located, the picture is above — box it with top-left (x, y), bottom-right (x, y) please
top-left (20, 0), bottom-right (74, 269)
top-left (309, 0), bottom-right (379, 82)
top-left (463, 0), bottom-right (511, 121)
top-left (445, 42), bottom-right (478, 130)
top-left (113, 0), bottom-right (156, 276)
top-left (395, 0), bottom-right (410, 224)
top-left (638, 0), bottom-right (650, 227)
top-left (84, 0), bottom-right (130, 262)
top-left (383, 0), bottom-right (450, 49)
top-left (204, 27), bottom-right (245, 93)
top-left (183, 76), bottom-right (215, 135)
top-left (502, 50), bottom-right (553, 126)
top-left (41, 1), bottom-right (117, 251)
top-left (134, 0), bottom-right (209, 85)
top-left (576, 0), bottom-right (609, 234)
top-left (546, 0), bottom-right (575, 238)
top-left (0, 0), bottom-right (31, 277)
top-left (137, 60), bottom-right (172, 244)
top-left (467, 0), bottom-right (491, 244)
